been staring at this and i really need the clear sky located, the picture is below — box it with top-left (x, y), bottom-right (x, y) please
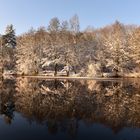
top-left (0, 0), bottom-right (140, 35)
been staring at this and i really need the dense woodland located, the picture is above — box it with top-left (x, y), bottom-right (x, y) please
top-left (1, 15), bottom-right (140, 77)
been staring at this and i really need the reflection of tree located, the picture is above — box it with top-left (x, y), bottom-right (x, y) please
top-left (14, 78), bottom-right (140, 137)
top-left (87, 80), bottom-right (140, 132)
top-left (0, 78), bottom-right (15, 124)
top-left (47, 120), bottom-right (58, 135)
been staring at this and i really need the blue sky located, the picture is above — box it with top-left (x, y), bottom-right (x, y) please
top-left (0, 0), bottom-right (140, 35)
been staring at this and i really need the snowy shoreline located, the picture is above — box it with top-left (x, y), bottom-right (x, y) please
top-left (2, 74), bottom-right (140, 80)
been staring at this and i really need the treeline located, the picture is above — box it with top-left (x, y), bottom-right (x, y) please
top-left (1, 15), bottom-right (140, 77)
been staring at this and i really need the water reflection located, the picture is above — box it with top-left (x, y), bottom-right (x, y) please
top-left (0, 77), bottom-right (140, 140)
top-left (0, 78), bottom-right (15, 124)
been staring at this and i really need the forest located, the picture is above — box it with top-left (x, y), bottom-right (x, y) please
top-left (0, 15), bottom-right (140, 77)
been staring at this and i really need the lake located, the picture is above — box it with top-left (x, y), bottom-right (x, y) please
top-left (0, 77), bottom-right (140, 140)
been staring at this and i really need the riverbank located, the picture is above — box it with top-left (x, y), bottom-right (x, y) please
top-left (1, 71), bottom-right (140, 79)
top-left (1, 74), bottom-right (137, 82)
top-left (22, 75), bottom-right (125, 81)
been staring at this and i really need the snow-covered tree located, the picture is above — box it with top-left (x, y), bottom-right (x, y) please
top-left (1, 24), bottom-right (16, 72)
top-left (102, 21), bottom-right (130, 76)
top-left (128, 28), bottom-right (140, 67)
top-left (16, 29), bottom-right (41, 75)
top-left (4, 24), bottom-right (16, 48)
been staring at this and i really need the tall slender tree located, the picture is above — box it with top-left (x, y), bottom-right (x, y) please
top-left (1, 24), bottom-right (16, 72)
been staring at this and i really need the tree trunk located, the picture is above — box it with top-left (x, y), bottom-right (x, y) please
top-left (66, 70), bottom-right (69, 77)
top-left (66, 63), bottom-right (70, 77)
top-left (73, 66), bottom-right (76, 74)
top-left (1, 67), bottom-right (4, 74)
top-left (113, 68), bottom-right (119, 77)
top-left (54, 63), bottom-right (57, 76)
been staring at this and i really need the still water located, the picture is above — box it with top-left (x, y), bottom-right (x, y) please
top-left (0, 77), bottom-right (140, 140)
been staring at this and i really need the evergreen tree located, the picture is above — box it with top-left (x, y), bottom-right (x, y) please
top-left (4, 24), bottom-right (16, 48)
top-left (2, 24), bottom-right (16, 72)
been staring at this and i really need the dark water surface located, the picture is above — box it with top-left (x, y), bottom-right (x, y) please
top-left (0, 77), bottom-right (140, 140)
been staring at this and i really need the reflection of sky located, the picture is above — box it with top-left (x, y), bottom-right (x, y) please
top-left (79, 121), bottom-right (140, 140)
top-left (0, 113), bottom-right (139, 140)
